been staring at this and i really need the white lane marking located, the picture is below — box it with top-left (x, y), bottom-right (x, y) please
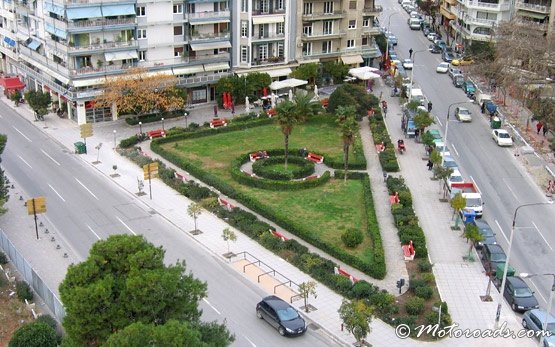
top-left (12, 126), bottom-right (32, 142)
top-left (86, 225), bottom-right (101, 240)
top-left (17, 155), bottom-right (32, 168)
top-left (469, 176), bottom-right (483, 195)
top-left (451, 143), bottom-right (459, 157)
top-left (202, 298), bottom-right (221, 315)
top-left (41, 149), bottom-right (60, 166)
top-left (74, 178), bottom-right (99, 200)
top-left (244, 336), bottom-right (257, 347)
top-left (116, 216), bottom-right (136, 235)
top-left (436, 117), bottom-right (443, 127)
top-left (530, 280), bottom-right (547, 304)
top-left (494, 220), bottom-right (509, 244)
top-left (532, 221), bottom-right (553, 251)
top-left (502, 178), bottom-right (520, 202)
top-left (48, 184), bottom-right (66, 202)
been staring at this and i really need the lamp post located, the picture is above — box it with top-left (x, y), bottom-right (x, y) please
top-left (520, 272), bottom-right (555, 346)
top-left (384, 12), bottom-right (399, 65)
top-left (408, 50), bottom-right (426, 100)
top-left (113, 129), bottom-right (117, 148)
top-left (443, 101), bottom-right (472, 165)
top-left (184, 110), bottom-right (189, 128)
top-left (494, 202), bottom-right (554, 329)
top-left (139, 121), bottom-right (143, 134)
top-left (161, 117), bottom-right (165, 131)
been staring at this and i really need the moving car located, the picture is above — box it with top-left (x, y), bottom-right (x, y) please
top-left (492, 129), bottom-right (513, 146)
top-left (452, 57), bottom-right (475, 66)
top-left (504, 276), bottom-right (539, 312)
top-left (442, 51), bottom-right (454, 62)
top-left (256, 295), bottom-right (307, 336)
top-left (436, 62), bottom-right (450, 73)
top-left (387, 34), bottom-right (398, 46)
top-left (402, 59), bottom-right (414, 69)
top-left (481, 243), bottom-right (507, 275)
top-left (471, 220), bottom-right (496, 249)
top-left (455, 107), bottom-right (472, 122)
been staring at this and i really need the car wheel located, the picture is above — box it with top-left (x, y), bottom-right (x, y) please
top-left (522, 319), bottom-right (528, 329)
top-left (278, 326), bottom-right (286, 336)
top-left (256, 309), bottom-right (263, 319)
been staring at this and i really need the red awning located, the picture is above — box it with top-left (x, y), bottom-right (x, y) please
top-left (1, 77), bottom-right (25, 91)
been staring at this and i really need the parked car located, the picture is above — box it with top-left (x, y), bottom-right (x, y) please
top-left (471, 220), bottom-right (496, 249)
top-left (423, 27), bottom-right (431, 36)
top-left (453, 74), bottom-right (464, 88)
top-left (434, 39), bottom-right (447, 51)
top-left (448, 67), bottom-right (463, 80)
top-left (481, 243), bottom-right (507, 275)
top-left (492, 129), bottom-right (513, 146)
top-left (504, 276), bottom-right (539, 312)
top-left (402, 59), bottom-right (413, 69)
top-left (426, 129), bottom-right (442, 141)
top-left (442, 156), bottom-right (458, 170)
top-left (445, 169), bottom-right (464, 191)
top-left (463, 81), bottom-right (476, 95)
top-left (522, 309), bottom-right (555, 339)
top-left (387, 34), bottom-right (398, 46)
top-left (433, 141), bottom-right (451, 157)
top-left (455, 107), bottom-right (472, 122)
top-left (256, 295), bottom-right (307, 336)
top-left (427, 32), bottom-right (440, 41)
top-left (452, 57), bottom-right (475, 66)
top-left (442, 51), bottom-right (454, 62)
top-left (429, 44), bottom-right (442, 54)
top-left (436, 62), bottom-right (450, 73)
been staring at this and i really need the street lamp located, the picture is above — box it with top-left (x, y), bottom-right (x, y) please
top-left (442, 101), bottom-right (472, 165)
top-left (384, 12), bottom-right (399, 64)
top-left (520, 272), bottom-right (555, 346)
top-left (184, 110), bottom-right (189, 128)
top-left (494, 202), bottom-right (554, 330)
top-left (139, 121), bottom-right (143, 134)
top-left (161, 117), bottom-right (165, 131)
top-left (113, 129), bottom-right (117, 148)
top-left (408, 50), bottom-right (427, 100)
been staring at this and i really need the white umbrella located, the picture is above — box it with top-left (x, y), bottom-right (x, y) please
top-left (288, 89), bottom-right (293, 101)
top-left (352, 71), bottom-right (381, 81)
top-left (348, 66), bottom-right (380, 76)
top-left (270, 78), bottom-right (309, 90)
top-left (270, 93), bottom-right (277, 108)
top-left (245, 96), bottom-right (250, 113)
top-left (314, 85), bottom-right (319, 98)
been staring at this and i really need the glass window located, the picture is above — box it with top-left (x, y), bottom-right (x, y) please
top-left (277, 42), bottom-right (284, 57)
top-left (136, 6), bottom-right (145, 16)
top-left (192, 88), bottom-right (207, 103)
top-left (277, 22), bottom-right (284, 35)
top-left (174, 47), bottom-right (184, 57)
top-left (363, 18), bottom-right (369, 27)
top-left (174, 26), bottom-right (183, 35)
top-left (349, 1), bottom-right (356, 9)
top-left (347, 39), bottom-right (355, 48)
top-left (259, 44), bottom-right (268, 60)
top-left (348, 20), bottom-right (356, 29)
top-left (302, 42), bottom-right (312, 56)
top-left (303, 24), bottom-right (312, 36)
top-left (241, 46), bottom-right (248, 62)
top-left (362, 37), bottom-right (368, 45)
top-left (323, 20), bottom-right (332, 35)
top-left (303, 2), bottom-right (312, 14)
top-left (138, 51), bottom-right (146, 61)
top-left (323, 1), bottom-right (333, 13)
top-left (173, 4), bottom-right (183, 13)
top-left (137, 29), bottom-right (147, 39)
top-left (260, 0), bottom-right (269, 12)
top-left (241, 21), bottom-right (248, 37)
top-left (322, 40), bottom-right (331, 53)
top-left (276, 0), bottom-right (284, 10)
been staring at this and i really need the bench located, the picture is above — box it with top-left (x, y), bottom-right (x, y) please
top-left (320, 99), bottom-right (329, 108)
top-left (218, 197), bottom-right (236, 211)
top-left (402, 240), bottom-right (415, 261)
top-left (250, 151), bottom-right (269, 162)
top-left (389, 192), bottom-right (400, 205)
top-left (367, 108), bottom-right (375, 117)
top-left (334, 266), bottom-right (358, 284)
top-left (376, 143), bottom-right (386, 153)
top-left (267, 108), bottom-right (277, 118)
top-left (270, 229), bottom-right (289, 242)
top-left (174, 172), bottom-right (188, 182)
top-left (210, 118), bottom-right (227, 128)
top-left (147, 129), bottom-right (166, 139)
top-left (303, 175), bottom-right (319, 181)
top-left (305, 152), bottom-right (324, 164)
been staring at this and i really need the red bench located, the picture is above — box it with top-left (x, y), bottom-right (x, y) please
top-left (210, 118), bottom-right (227, 128)
top-left (267, 109), bottom-right (277, 118)
top-left (320, 99), bottom-right (329, 107)
top-left (146, 129), bottom-right (166, 139)
top-left (303, 175), bottom-right (319, 181)
top-left (376, 143), bottom-right (386, 153)
top-left (402, 240), bottom-right (415, 261)
top-left (389, 192), bottom-right (400, 205)
top-left (334, 267), bottom-right (358, 284)
top-left (305, 152), bottom-right (324, 164)
top-left (174, 172), bottom-right (188, 182)
top-left (218, 197), bottom-right (236, 211)
top-left (270, 229), bottom-right (289, 241)
top-left (250, 151), bottom-right (269, 162)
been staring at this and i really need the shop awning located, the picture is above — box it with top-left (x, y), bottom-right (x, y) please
top-left (27, 39), bottom-right (41, 51)
top-left (104, 50), bottom-right (138, 61)
top-left (3, 37), bottom-right (16, 47)
top-left (44, 2), bottom-right (65, 16)
top-left (189, 41), bottom-right (231, 51)
top-left (203, 62), bottom-right (230, 72)
top-left (267, 67), bottom-right (292, 78)
top-left (172, 65), bottom-right (205, 74)
top-left (72, 77), bottom-right (107, 88)
top-left (66, 6), bottom-right (102, 20)
top-left (341, 55), bottom-right (363, 65)
top-left (1, 77), bottom-right (25, 90)
top-left (252, 15), bottom-right (285, 25)
top-left (517, 10), bottom-right (548, 20)
top-left (44, 23), bottom-right (67, 39)
top-left (101, 4), bottom-right (136, 17)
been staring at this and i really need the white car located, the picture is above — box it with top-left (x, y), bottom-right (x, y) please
top-left (402, 59), bottom-right (414, 69)
top-left (433, 141), bottom-right (451, 157)
top-left (455, 107), bottom-right (472, 122)
top-left (427, 32), bottom-right (440, 41)
top-left (446, 169), bottom-right (464, 191)
top-left (436, 62), bottom-right (449, 73)
top-left (492, 129), bottom-right (513, 146)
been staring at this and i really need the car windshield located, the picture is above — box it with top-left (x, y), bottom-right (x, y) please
top-left (490, 253), bottom-right (506, 262)
top-left (546, 323), bottom-right (555, 334)
top-left (498, 132), bottom-right (511, 139)
top-left (443, 159), bottom-right (457, 168)
top-left (277, 307), bottom-right (299, 321)
top-left (459, 109), bottom-right (470, 115)
top-left (450, 176), bottom-right (464, 183)
top-left (479, 227), bottom-right (494, 237)
top-left (513, 287), bottom-right (533, 298)
top-left (466, 198), bottom-right (482, 207)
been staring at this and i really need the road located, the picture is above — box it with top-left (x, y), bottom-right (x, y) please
top-left (383, 5), bottom-right (555, 311)
top-left (0, 101), bottom-right (334, 347)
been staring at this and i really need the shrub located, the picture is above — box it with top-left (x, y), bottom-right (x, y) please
top-left (341, 228), bottom-right (364, 248)
top-left (350, 280), bottom-right (377, 299)
top-left (15, 280), bottom-right (33, 301)
top-left (421, 272), bottom-right (435, 284)
top-left (8, 321), bottom-right (57, 347)
top-left (251, 156), bottom-right (314, 180)
top-left (415, 285), bottom-right (434, 299)
top-left (405, 297), bottom-right (425, 315)
top-left (395, 316), bottom-right (418, 335)
top-left (417, 260), bottom-right (433, 272)
top-left (119, 135), bottom-right (140, 148)
top-left (35, 315), bottom-right (58, 331)
top-left (409, 277), bottom-right (427, 291)
top-left (331, 274), bottom-right (355, 293)
top-left (368, 290), bottom-right (398, 316)
top-left (0, 251), bottom-right (8, 264)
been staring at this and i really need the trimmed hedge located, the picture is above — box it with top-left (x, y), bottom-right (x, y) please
top-left (124, 109), bottom-right (184, 125)
top-left (368, 113), bottom-right (399, 172)
top-left (252, 156), bottom-right (315, 180)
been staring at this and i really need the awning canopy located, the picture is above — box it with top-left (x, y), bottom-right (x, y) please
top-left (27, 39), bottom-right (41, 51)
top-left (172, 65), bottom-right (205, 74)
top-left (1, 77), bottom-right (25, 90)
top-left (300, 59), bottom-right (320, 64)
top-left (252, 15), bottom-right (285, 25)
top-left (189, 41), bottom-right (231, 51)
top-left (203, 62), bottom-right (230, 72)
top-left (267, 67), bottom-right (292, 78)
top-left (341, 55), bottom-right (364, 65)
top-left (269, 78), bottom-right (308, 90)
top-left (72, 77), bottom-right (107, 88)
top-left (517, 10), bottom-right (548, 20)
top-left (45, 23), bottom-right (67, 39)
top-left (104, 50), bottom-right (138, 61)
top-left (66, 6), bottom-right (102, 20)
top-left (3, 37), bottom-right (16, 47)
top-left (101, 4), bottom-right (136, 17)
top-left (44, 2), bottom-right (65, 16)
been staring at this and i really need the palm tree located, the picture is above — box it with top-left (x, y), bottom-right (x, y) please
top-left (293, 90), bottom-right (322, 121)
top-left (275, 100), bottom-right (298, 170)
top-left (336, 106), bottom-right (359, 182)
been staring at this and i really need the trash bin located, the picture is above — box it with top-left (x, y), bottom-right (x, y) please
top-left (462, 208), bottom-right (476, 225)
top-left (74, 141), bottom-right (86, 154)
top-left (490, 116), bottom-right (501, 129)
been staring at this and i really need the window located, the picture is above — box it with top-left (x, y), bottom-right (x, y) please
top-left (276, 0), bottom-right (284, 10)
top-left (362, 37), bottom-right (368, 45)
top-left (259, 24), bottom-right (265, 38)
top-left (363, 18), bottom-right (369, 27)
top-left (303, 2), bottom-right (312, 14)
top-left (303, 24), bottom-right (312, 36)
top-left (302, 42), bottom-right (312, 56)
top-left (173, 4), bottom-right (183, 13)
top-left (241, 46), bottom-right (248, 62)
top-left (347, 39), bottom-right (355, 48)
top-left (323, 20), bottom-right (332, 35)
top-left (349, 1), bottom-right (356, 9)
top-left (258, 44), bottom-right (268, 60)
top-left (138, 51), bottom-right (146, 61)
top-left (323, 1), bottom-right (333, 13)
top-left (476, 11), bottom-right (497, 20)
top-left (174, 26), bottom-right (183, 36)
top-left (277, 22), bottom-right (284, 35)
top-left (241, 21), bottom-right (248, 37)
top-left (174, 47), bottom-right (184, 57)
top-left (322, 40), bottom-right (331, 53)
top-left (348, 20), bottom-right (356, 29)
top-left (277, 42), bottom-right (284, 57)
top-left (137, 29), bottom-right (147, 39)
top-left (136, 6), bottom-right (145, 16)
top-left (241, 0), bottom-right (247, 12)
top-left (260, 0), bottom-right (269, 13)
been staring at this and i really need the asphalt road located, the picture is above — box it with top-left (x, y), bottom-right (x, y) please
top-left (383, 5), bottom-right (555, 311)
top-left (0, 101), bottom-right (334, 347)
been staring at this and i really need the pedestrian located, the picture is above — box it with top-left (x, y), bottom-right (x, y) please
top-left (428, 101), bottom-right (433, 112)
top-left (536, 121), bottom-right (543, 135)
top-left (427, 159), bottom-right (434, 171)
top-left (481, 102), bottom-right (486, 114)
top-left (409, 48), bottom-right (413, 59)
top-left (543, 126), bottom-right (548, 136)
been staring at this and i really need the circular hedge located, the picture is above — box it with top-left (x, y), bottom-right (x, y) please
top-left (252, 156), bottom-right (315, 180)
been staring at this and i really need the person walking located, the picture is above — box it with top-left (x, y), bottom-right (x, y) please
top-left (536, 121), bottom-right (543, 135)
top-left (427, 159), bottom-right (434, 171)
top-left (428, 101), bottom-right (433, 112)
top-left (409, 48), bottom-right (413, 59)
top-left (543, 126), bottom-right (548, 137)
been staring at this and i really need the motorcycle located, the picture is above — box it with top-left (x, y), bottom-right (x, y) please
top-left (397, 140), bottom-right (406, 154)
top-left (391, 88), bottom-right (401, 97)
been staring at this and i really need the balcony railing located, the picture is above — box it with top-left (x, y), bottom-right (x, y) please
top-left (251, 33), bottom-right (285, 40)
top-left (178, 72), bottom-right (230, 87)
top-left (362, 5), bottom-right (383, 13)
top-left (515, 0), bottom-right (550, 12)
top-left (68, 17), bottom-right (137, 29)
top-left (302, 10), bottom-right (346, 20)
top-left (189, 32), bottom-right (230, 41)
top-left (69, 40), bottom-right (138, 52)
top-left (252, 8), bottom-right (286, 15)
top-left (465, 0), bottom-right (511, 10)
top-left (463, 14), bottom-right (497, 26)
top-left (188, 11), bottom-right (230, 21)
top-left (251, 56), bottom-right (285, 65)
top-left (301, 31), bottom-right (345, 39)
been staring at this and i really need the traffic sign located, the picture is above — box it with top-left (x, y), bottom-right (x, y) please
top-left (80, 123), bottom-right (93, 138)
top-left (27, 196), bottom-right (46, 215)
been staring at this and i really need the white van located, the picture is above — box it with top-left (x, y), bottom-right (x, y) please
top-left (410, 88), bottom-right (426, 106)
top-left (408, 18), bottom-right (421, 30)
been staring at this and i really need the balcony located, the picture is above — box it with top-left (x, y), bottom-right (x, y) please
top-left (361, 26), bottom-right (380, 35)
top-left (187, 52), bottom-right (230, 64)
top-left (251, 56), bottom-right (285, 66)
top-left (252, 8), bottom-right (286, 15)
top-left (463, 13), bottom-right (497, 26)
top-left (461, 0), bottom-right (511, 11)
top-left (189, 31), bottom-right (230, 42)
top-left (302, 10), bottom-right (346, 21)
top-left (301, 31), bottom-right (345, 40)
top-left (69, 62), bottom-right (138, 77)
top-left (515, 0), bottom-right (550, 13)
top-left (45, 36), bottom-right (69, 55)
top-left (251, 33), bottom-right (285, 42)
top-left (188, 11), bottom-right (230, 23)
top-left (178, 72), bottom-right (230, 87)
top-left (44, 16), bottom-right (68, 31)
top-left (68, 40), bottom-right (138, 54)
top-left (362, 5), bottom-right (383, 15)
top-left (67, 17), bottom-right (137, 31)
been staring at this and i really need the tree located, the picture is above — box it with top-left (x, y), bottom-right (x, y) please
top-left (24, 90), bottom-right (52, 121)
top-left (338, 299), bottom-right (374, 346)
top-left (0, 134), bottom-right (8, 215)
top-left (298, 281), bottom-right (317, 313)
top-left (95, 67), bottom-right (186, 118)
top-left (336, 106), bottom-right (359, 182)
top-left (222, 227), bottom-right (237, 254)
top-left (275, 100), bottom-right (299, 170)
top-left (450, 192), bottom-right (466, 230)
top-left (187, 202), bottom-right (203, 232)
top-left (433, 166), bottom-right (453, 198)
top-left (414, 110), bottom-right (434, 140)
top-left (292, 90), bottom-right (321, 121)
top-left (291, 63), bottom-right (319, 85)
top-left (58, 235), bottom-right (213, 346)
top-left (328, 84), bottom-right (375, 117)
top-left (322, 61), bottom-right (349, 84)
top-left (9, 321), bottom-right (58, 347)
top-left (9, 90), bottom-right (22, 106)
top-left (464, 223), bottom-right (484, 259)
top-left (429, 149), bottom-right (442, 178)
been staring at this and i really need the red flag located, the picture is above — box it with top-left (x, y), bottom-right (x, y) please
top-left (263, 87), bottom-right (268, 97)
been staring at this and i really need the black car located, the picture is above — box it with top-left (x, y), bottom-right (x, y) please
top-left (504, 276), bottom-right (539, 312)
top-left (429, 44), bottom-right (442, 54)
top-left (256, 296), bottom-right (307, 336)
top-left (472, 220), bottom-right (496, 249)
top-left (442, 51), bottom-right (454, 62)
top-left (481, 243), bottom-right (507, 275)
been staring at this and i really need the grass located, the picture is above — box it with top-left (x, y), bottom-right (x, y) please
top-left (263, 162), bottom-right (304, 174)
